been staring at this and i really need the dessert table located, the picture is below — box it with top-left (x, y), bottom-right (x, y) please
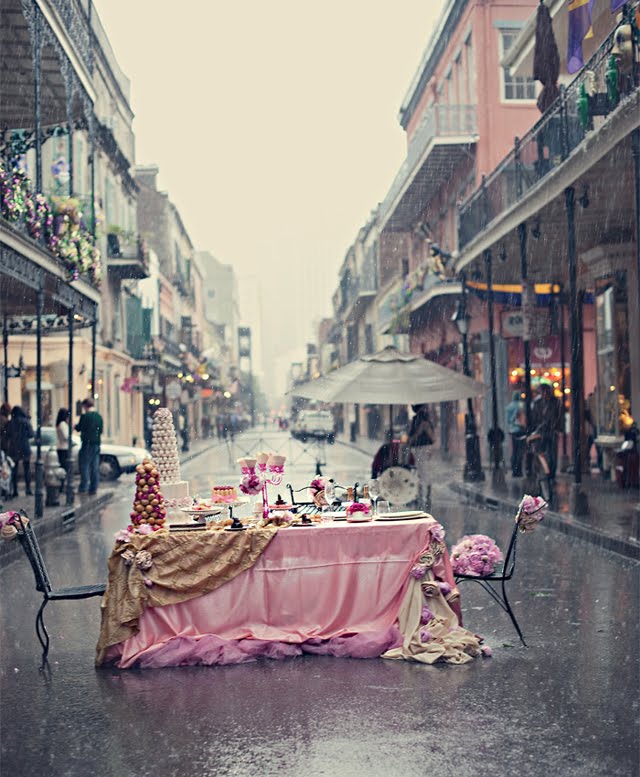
top-left (97, 516), bottom-right (483, 669)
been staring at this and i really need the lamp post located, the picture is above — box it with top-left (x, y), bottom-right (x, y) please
top-left (452, 277), bottom-right (484, 482)
top-left (484, 248), bottom-right (505, 476)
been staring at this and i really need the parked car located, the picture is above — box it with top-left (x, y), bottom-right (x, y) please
top-left (31, 427), bottom-right (151, 481)
top-left (291, 410), bottom-right (335, 443)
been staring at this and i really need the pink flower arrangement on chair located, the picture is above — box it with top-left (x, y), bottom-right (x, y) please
top-left (518, 495), bottom-right (547, 532)
top-left (450, 535), bottom-right (503, 577)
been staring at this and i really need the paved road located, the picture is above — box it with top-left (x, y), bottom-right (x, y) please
top-left (1, 429), bottom-right (638, 777)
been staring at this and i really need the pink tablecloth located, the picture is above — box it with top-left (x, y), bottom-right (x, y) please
top-left (107, 518), bottom-right (455, 669)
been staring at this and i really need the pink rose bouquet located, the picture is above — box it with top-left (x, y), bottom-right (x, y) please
top-left (518, 494), bottom-right (547, 532)
top-left (0, 511), bottom-right (21, 541)
top-left (450, 534), bottom-right (503, 577)
top-left (309, 478), bottom-right (326, 497)
top-left (240, 472), bottom-right (262, 496)
top-left (309, 477), bottom-right (328, 507)
top-left (345, 502), bottom-right (371, 517)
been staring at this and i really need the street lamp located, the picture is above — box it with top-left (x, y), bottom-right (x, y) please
top-left (452, 282), bottom-right (485, 482)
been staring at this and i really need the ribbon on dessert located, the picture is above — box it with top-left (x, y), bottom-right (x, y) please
top-left (96, 528), bottom-right (278, 665)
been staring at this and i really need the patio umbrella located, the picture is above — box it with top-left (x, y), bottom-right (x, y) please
top-left (288, 346), bottom-right (485, 407)
top-left (533, 0), bottom-right (560, 113)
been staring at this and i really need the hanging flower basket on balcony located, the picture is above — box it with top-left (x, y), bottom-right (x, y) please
top-left (0, 161), bottom-right (102, 287)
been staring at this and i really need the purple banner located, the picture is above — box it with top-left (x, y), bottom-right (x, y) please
top-left (567, 0), bottom-right (595, 74)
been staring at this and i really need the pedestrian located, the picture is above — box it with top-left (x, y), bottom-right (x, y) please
top-left (0, 448), bottom-right (13, 501)
top-left (585, 391), bottom-right (598, 469)
top-left (371, 429), bottom-right (416, 479)
top-left (505, 390), bottom-right (526, 477)
top-left (55, 408), bottom-right (71, 472)
top-left (531, 379), bottom-right (562, 481)
top-left (178, 411), bottom-right (189, 452)
top-left (0, 402), bottom-right (11, 455)
top-left (407, 404), bottom-right (434, 508)
top-left (6, 406), bottom-right (34, 497)
top-left (144, 410), bottom-right (153, 450)
top-left (75, 398), bottom-right (103, 495)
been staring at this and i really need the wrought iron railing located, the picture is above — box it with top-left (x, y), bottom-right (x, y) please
top-left (106, 232), bottom-right (150, 273)
top-left (380, 104), bottom-right (477, 225)
top-left (339, 259), bottom-right (378, 316)
top-left (458, 26), bottom-right (636, 249)
top-left (48, 0), bottom-right (93, 75)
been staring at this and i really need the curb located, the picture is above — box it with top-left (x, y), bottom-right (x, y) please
top-left (334, 437), bottom-right (377, 460)
top-left (179, 438), bottom-right (227, 466)
top-left (449, 481), bottom-right (640, 562)
top-left (0, 489), bottom-right (115, 566)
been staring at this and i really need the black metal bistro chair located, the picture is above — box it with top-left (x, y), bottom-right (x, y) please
top-left (454, 511), bottom-right (527, 647)
top-left (14, 511), bottom-right (106, 662)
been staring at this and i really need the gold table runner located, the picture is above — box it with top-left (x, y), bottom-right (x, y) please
top-left (96, 528), bottom-right (277, 665)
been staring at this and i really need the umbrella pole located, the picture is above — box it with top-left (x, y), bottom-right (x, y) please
top-left (389, 405), bottom-right (393, 439)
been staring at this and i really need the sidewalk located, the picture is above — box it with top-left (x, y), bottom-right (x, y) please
top-left (338, 433), bottom-right (640, 560)
top-left (0, 436), bottom-right (225, 564)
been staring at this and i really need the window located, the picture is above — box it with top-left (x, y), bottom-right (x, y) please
top-left (454, 52), bottom-right (462, 105)
top-left (500, 30), bottom-right (536, 101)
top-left (465, 32), bottom-right (475, 104)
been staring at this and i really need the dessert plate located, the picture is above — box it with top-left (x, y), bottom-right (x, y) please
top-left (375, 510), bottom-right (426, 521)
top-left (180, 504), bottom-right (223, 518)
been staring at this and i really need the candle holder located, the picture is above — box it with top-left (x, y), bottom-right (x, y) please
top-left (238, 454), bottom-right (286, 522)
top-left (224, 505), bottom-right (246, 532)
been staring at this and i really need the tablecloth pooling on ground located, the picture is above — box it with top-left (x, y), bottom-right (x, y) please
top-left (97, 517), bottom-right (483, 668)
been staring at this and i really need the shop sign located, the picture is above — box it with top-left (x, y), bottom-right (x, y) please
top-left (501, 310), bottom-right (524, 338)
top-left (510, 336), bottom-right (563, 367)
top-left (521, 282), bottom-right (536, 342)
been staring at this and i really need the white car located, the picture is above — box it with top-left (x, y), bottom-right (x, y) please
top-left (291, 410), bottom-right (335, 443)
top-left (31, 427), bottom-right (151, 481)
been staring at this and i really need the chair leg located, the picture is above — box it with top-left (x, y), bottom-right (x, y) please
top-left (35, 599), bottom-right (51, 662)
top-left (501, 579), bottom-right (527, 647)
top-left (459, 579), bottom-right (527, 648)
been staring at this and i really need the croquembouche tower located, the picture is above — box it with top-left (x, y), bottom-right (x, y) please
top-left (131, 460), bottom-right (166, 529)
top-left (150, 407), bottom-right (190, 506)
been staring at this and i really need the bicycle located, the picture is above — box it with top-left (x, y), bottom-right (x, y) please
top-left (519, 432), bottom-right (553, 504)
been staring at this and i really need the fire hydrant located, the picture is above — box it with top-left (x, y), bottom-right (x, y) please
top-left (45, 448), bottom-right (66, 506)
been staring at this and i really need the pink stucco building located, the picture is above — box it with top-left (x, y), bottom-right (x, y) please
top-left (375, 0), bottom-right (539, 456)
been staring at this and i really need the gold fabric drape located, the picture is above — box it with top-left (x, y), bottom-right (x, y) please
top-left (96, 528), bottom-right (277, 665)
top-left (382, 570), bottom-right (482, 664)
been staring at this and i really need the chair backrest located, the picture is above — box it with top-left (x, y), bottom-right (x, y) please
top-left (501, 518), bottom-right (521, 579)
top-left (15, 511), bottom-right (53, 595)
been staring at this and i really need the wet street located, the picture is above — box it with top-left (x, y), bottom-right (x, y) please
top-left (1, 429), bottom-right (638, 777)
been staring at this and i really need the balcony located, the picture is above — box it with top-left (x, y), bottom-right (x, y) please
top-left (379, 104), bottom-right (478, 232)
top-left (173, 271), bottom-right (195, 303)
top-left (458, 27), bottom-right (638, 253)
top-left (336, 259), bottom-right (378, 320)
top-left (49, 0), bottom-right (94, 76)
top-left (106, 232), bottom-right (150, 279)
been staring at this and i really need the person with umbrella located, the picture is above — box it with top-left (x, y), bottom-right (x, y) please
top-left (408, 404), bottom-right (435, 509)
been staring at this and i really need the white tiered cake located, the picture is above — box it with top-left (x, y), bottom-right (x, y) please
top-left (151, 408), bottom-right (190, 505)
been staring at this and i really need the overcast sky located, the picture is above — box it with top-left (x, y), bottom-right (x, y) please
top-left (94, 0), bottom-right (446, 396)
